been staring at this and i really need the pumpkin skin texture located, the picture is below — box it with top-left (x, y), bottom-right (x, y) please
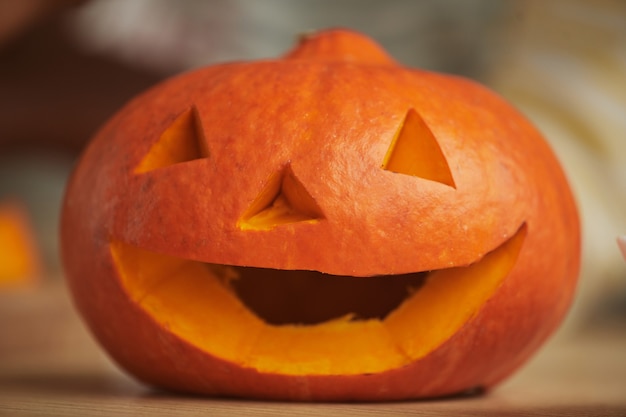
top-left (61, 29), bottom-right (580, 401)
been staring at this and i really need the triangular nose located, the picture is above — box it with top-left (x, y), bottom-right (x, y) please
top-left (135, 106), bottom-right (209, 173)
top-left (382, 109), bottom-right (455, 188)
top-left (238, 164), bottom-right (324, 230)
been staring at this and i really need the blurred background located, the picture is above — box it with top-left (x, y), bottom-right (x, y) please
top-left (0, 0), bottom-right (625, 372)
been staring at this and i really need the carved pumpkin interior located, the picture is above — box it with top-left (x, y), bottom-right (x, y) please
top-left (111, 106), bottom-right (527, 375)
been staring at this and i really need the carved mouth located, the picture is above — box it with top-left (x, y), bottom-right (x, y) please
top-left (110, 223), bottom-right (526, 375)
top-left (220, 267), bottom-right (429, 325)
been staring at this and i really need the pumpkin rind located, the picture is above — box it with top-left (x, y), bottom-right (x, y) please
top-left (61, 29), bottom-right (580, 401)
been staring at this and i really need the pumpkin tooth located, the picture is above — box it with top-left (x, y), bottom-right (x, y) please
top-left (382, 108), bottom-right (455, 188)
top-left (135, 106), bottom-right (209, 173)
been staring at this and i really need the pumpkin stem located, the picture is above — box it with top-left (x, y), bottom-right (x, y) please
top-left (283, 28), bottom-right (397, 66)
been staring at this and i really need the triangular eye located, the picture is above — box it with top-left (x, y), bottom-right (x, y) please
top-left (238, 164), bottom-right (324, 230)
top-left (382, 109), bottom-right (455, 188)
top-left (135, 106), bottom-right (209, 173)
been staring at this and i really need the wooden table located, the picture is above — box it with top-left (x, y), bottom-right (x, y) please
top-left (2, 280), bottom-right (625, 416)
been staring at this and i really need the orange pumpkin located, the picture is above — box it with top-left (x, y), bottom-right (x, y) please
top-left (61, 29), bottom-right (580, 401)
top-left (0, 200), bottom-right (41, 288)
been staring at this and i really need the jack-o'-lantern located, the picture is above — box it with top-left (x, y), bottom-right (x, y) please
top-left (61, 29), bottom-right (580, 401)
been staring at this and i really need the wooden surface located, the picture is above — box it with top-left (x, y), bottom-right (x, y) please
top-left (1, 279), bottom-right (625, 416)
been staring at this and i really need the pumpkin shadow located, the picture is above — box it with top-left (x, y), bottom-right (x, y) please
top-left (141, 384), bottom-right (487, 405)
top-left (1, 366), bottom-right (488, 404)
top-left (140, 388), bottom-right (626, 416)
top-left (0, 370), bottom-right (145, 398)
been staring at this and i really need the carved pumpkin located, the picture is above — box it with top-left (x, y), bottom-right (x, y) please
top-left (61, 29), bottom-right (580, 401)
